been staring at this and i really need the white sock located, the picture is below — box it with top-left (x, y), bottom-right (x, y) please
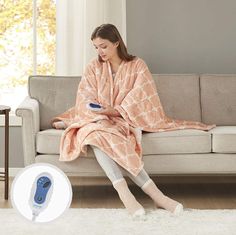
top-left (141, 179), bottom-right (183, 215)
top-left (113, 178), bottom-right (145, 217)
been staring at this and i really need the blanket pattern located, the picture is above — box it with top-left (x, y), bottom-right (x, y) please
top-left (51, 58), bottom-right (216, 176)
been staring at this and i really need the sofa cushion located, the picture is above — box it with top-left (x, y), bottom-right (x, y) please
top-left (29, 76), bottom-right (81, 130)
top-left (142, 129), bottom-right (212, 154)
top-left (37, 129), bottom-right (212, 155)
top-left (153, 74), bottom-right (202, 122)
top-left (29, 74), bottom-right (203, 130)
top-left (209, 126), bottom-right (236, 153)
top-left (36, 129), bottom-right (62, 154)
top-left (36, 129), bottom-right (94, 156)
top-left (200, 75), bottom-right (236, 125)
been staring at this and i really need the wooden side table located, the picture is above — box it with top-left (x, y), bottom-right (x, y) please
top-left (0, 105), bottom-right (10, 200)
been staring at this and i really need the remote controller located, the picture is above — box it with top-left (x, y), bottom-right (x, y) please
top-left (29, 172), bottom-right (53, 222)
top-left (86, 103), bottom-right (103, 111)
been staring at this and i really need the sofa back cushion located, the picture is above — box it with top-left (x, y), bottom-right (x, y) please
top-left (153, 74), bottom-right (202, 122)
top-left (200, 75), bottom-right (236, 125)
top-left (28, 74), bottom-right (202, 130)
top-left (28, 76), bottom-right (81, 130)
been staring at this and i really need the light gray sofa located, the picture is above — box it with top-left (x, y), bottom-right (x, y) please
top-left (16, 74), bottom-right (236, 177)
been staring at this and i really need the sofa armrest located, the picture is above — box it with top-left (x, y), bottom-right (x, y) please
top-left (15, 96), bottom-right (40, 166)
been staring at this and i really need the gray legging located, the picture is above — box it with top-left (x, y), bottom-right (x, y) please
top-left (91, 145), bottom-right (150, 188)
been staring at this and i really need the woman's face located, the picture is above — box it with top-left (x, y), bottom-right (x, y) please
top-left (93, 37), bottom-right (119, 61)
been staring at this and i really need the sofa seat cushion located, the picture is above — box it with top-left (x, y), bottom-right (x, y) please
top-left (209, 126), bottom-right (236, 153)
top-left (36, 129), bottom-right (95, 157)
top-left (142, 129), bottom-right (212, 154)
top-left (36, 129), bottom-right (63, 154)
top-left (36, 128), bottom-right (212, 155)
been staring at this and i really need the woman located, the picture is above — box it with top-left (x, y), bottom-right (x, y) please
top-left (52, 24), bottom-right (216, 218)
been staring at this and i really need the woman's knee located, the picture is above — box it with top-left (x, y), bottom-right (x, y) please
top-left (127, 168), bottom-right (150, 188)
top-left (106, 170), bottom-right (124, 183)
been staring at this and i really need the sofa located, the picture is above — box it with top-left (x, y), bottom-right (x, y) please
top-left (16, 74), bottom-right (236, 177)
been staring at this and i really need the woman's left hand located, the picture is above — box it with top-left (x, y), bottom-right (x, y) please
top-left (92, 105), bottom-right (120, 117)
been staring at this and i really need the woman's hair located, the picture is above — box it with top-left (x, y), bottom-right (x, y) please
top-left (91, 23), bottom-right (136, 62)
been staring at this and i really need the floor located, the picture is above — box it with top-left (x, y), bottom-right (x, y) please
top-left (1, 176), bottom-right (236, 210)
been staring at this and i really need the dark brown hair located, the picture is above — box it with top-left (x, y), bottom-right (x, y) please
top-left (91, 23), bottom-right (136, 62)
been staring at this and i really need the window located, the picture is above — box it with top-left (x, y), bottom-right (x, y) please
top-left (0, 0), bottom-right (56, 112)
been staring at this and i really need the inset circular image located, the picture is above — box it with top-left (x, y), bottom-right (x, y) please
top-left (11, 163), bottom-right (72, 223)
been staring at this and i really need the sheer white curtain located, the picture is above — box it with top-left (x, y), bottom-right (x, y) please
top-left (56, 0), bottom-right (126, 76)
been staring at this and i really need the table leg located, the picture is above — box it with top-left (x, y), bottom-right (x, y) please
top-left (5, 111), bottom-right (9, 200)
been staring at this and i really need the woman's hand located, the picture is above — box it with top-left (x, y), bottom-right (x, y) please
top-left (92, 105), bottom-right (121, 117)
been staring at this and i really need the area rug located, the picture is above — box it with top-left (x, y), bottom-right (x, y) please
top-left (0, 208), bottom-right (236, 235)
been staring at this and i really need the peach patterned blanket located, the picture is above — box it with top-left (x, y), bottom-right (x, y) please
top-left (51, 57), bottom-right (216, 176)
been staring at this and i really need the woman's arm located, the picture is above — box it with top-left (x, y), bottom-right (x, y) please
top-left (51, 60), bottom-right (109, 127)
top-left (91, 105), bottom-right (121, 117)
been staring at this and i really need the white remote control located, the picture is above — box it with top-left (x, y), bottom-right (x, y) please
top-left (29, 172), bottom-right (53, 222)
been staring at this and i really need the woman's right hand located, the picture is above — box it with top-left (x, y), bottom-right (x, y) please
top-left (92, 105), bottom-right (121, 117)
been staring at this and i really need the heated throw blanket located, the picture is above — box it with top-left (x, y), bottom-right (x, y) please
top-left (51, 57), bottom-right (216, 176)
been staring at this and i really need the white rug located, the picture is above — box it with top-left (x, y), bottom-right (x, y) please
top-left (0, 208), bottom-right (236, 235)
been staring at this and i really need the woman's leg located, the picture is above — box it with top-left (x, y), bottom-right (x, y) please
top-left (125, 168), bottom-right (151, 188)
top-left (91, 145), bottom-right (145, 217)
top-left (91, 145), bottom-right (123, 183)
top-left (126, 168), bottom-right (183, 215)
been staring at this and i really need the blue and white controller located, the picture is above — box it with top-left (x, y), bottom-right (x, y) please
top-left (86, 102), bottom-right (103, 111)
top-left (29, 172), bottom-right (53, 222)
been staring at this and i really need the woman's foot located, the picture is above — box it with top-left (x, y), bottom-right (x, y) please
top-left (113, 178), bottom-right (146, 217)
top-left (141, 179), bottom-right (183, 215)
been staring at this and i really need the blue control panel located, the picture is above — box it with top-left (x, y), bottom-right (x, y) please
top-left (34, 176), bottom-right (52, 204)
top-left (89, 103), bottom-right (102, 109)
